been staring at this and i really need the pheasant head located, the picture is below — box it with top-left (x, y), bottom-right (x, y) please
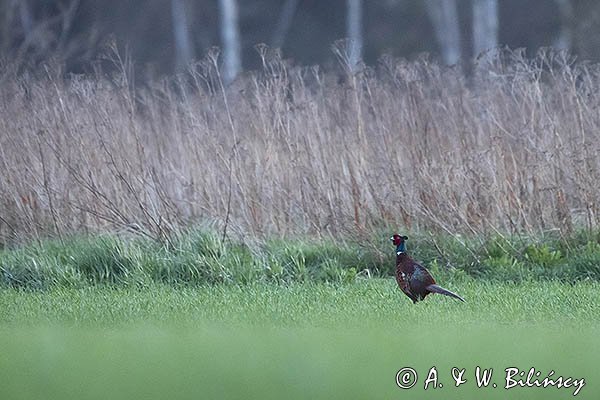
top-left (391, 234), bottom-right (409, 254)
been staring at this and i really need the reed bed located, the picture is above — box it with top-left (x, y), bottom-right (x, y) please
top-left (1, 48), bottom-right (599, 245)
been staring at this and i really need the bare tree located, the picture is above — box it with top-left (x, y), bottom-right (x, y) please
top-left (424, 0), bottom-right (461, 65)
top-left (554, 0), bottom-right (573, 50)
top-left (3, 0), bottom-right (81, 58)
top-left (1, 0), bottom-right (33, 51)
top-left (472, 0), bottom-right (498, 56)
top-left (18, 0), bottom-right (34, 37)
top-left (171, 0), bottom-right (194, 70)
top-left (271, 0), bottom-right (300, 50)
top-left (346, 0), bottom-right (363, 71)
top-left (219, 0), bottom-right (241, 84)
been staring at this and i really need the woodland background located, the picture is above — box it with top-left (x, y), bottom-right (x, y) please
top-left (2, 1), bottom-right (600, 245)
top-left (2, 0), bottom-right (600, 78)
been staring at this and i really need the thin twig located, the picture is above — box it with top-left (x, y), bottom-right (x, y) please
top-left (221, 140), bottom-right (241, 246)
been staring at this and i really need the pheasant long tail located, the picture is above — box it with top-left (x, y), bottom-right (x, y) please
top-left (426, 284), bottom-right (465, 302)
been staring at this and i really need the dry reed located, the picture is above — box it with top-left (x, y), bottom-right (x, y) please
top-left (1, 48), bottom-right (599, 245)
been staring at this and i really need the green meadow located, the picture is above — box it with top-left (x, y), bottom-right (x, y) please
top-left (2, 231), bottom-right (600, 399)
top-left (2, 51), bottom-right (600, 399)
top-left (1, 278), bottom-right (599, 399)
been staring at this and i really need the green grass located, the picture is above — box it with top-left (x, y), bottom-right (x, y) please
top-left (1, 280), bottom-right (599, 399)
top-left (2, 228), bottom-right (600, 289)
top-left (1, 229), bottom-right (599, 399)
top-left (2, 280), bottom-right (600, 326)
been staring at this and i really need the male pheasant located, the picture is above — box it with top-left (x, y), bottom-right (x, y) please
top-left (392, 234), bottom-right (465, 303)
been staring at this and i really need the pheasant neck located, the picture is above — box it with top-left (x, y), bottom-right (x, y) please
top-left (396, 243), bottom-right (406, 255)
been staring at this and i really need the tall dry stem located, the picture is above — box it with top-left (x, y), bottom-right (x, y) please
top-left (0, 49), bottom-right (599, 244)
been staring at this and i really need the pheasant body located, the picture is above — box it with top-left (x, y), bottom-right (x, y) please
top-left (392, 234), bottom-right (465, 304)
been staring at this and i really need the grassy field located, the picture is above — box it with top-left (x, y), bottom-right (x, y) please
top-left (1, 280), bottom-right (598, 399)
top-left (1, 230), bottom-right (599, 398)
top-left (2, 229), bottom-right (600, 289)
top-left (2, 51), bottom-right (600, 399)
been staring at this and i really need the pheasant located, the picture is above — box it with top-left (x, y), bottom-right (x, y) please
top-left (391, 234), bottom-right (465, 303)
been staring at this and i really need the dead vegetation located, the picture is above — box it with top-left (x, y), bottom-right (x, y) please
top-left (1, 49), bottom-right (599, 245)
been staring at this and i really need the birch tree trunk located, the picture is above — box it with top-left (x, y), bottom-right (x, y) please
top-left (346, 0), bottom-right (363, 71)
top-left (271, 0), bottom-right (300, 49)
top-left (219, 0), bottom-right (241, 84)
top-left (472, 0), bottom-right (498, 56)
top-left (553, 0), bottom-right (573, 50)
top-left (171, 0), bottom-right (194, 70)
top-left (424, 0), bottom-right (461, 65)
top-left (18, 0), bottom-right (34, 37)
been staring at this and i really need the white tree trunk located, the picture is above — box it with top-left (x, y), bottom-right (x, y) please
top-left (171, 0), bottom-right (194, 70)
top-left (219, 0), bottom-right (241, 84)
top-left (18, 0), bottom-right (33, 35)
top-left (346, 0), bottom-right (363, 71)
top-left (271, 0), bottom-right (300, 49)
top-left (472, 0), bottom-right (498, 56)
top-left (424, 0), bottom-right (461, 65)
top-left (553, 0), bottom-right (573, 50)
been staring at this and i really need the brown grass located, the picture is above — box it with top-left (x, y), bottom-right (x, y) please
top-left (1, 48), bottom-right (599, 244)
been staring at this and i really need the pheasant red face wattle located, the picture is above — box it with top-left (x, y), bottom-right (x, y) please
top-left (390, 234), bottom-right (408, 246)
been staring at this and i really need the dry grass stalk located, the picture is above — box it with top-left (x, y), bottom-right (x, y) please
top-left (0, 49), bottom-right (599, 244)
